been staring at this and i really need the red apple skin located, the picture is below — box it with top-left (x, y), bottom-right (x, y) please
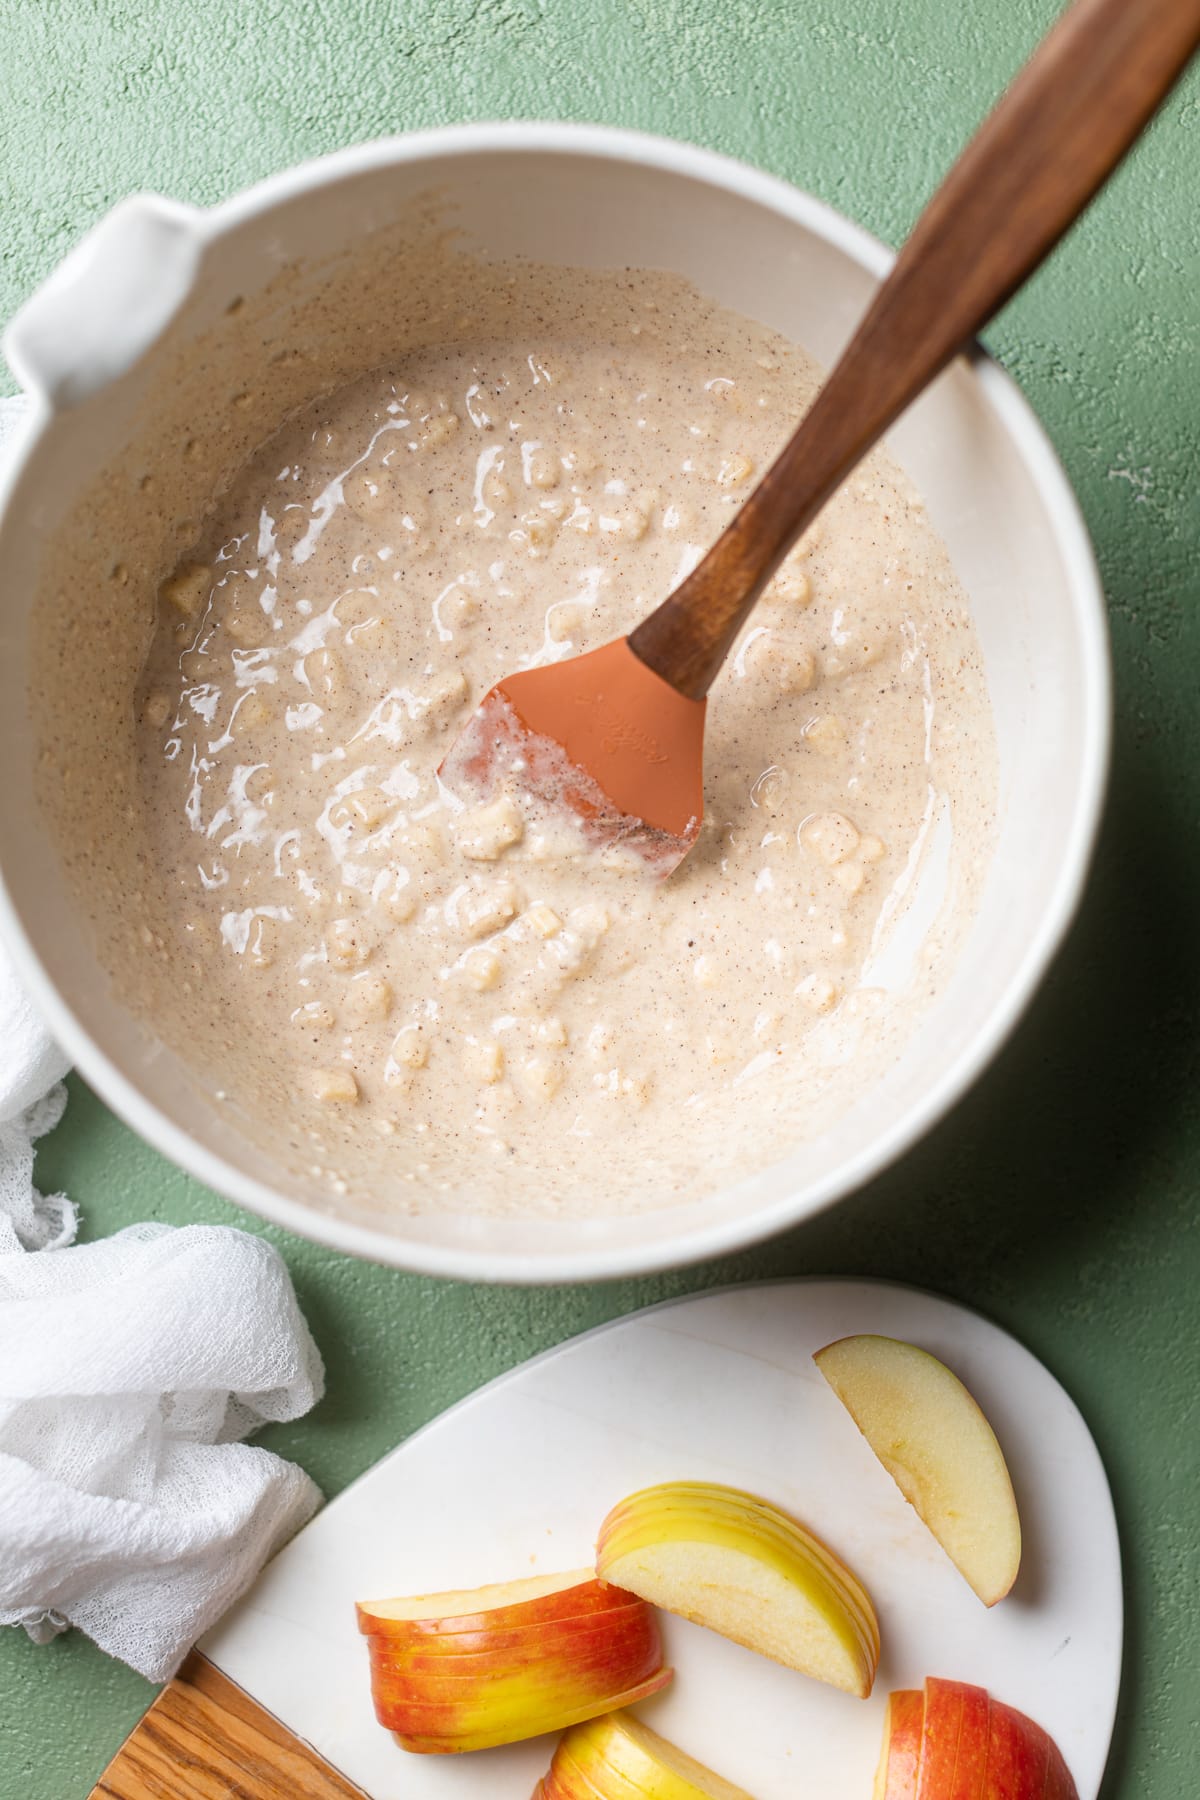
top-left (367, 1608), bottom-right (662, 1682)
top-left (986, 1697), bottom-right (1080, 1800)
top-left (537, 1750), bottom-right (598, 1800)
top-left (357, 1576), bottom-right (638, 1640)
top-left (881, 1689), bottom-right (923, 1800)
top-left (983, 1698), bottom-right (1048, 1799)
top-left (1042, 1738), bottom-right (1080, 1800)
top-left (383, 1666), bottom-right (672, 1754)
top-left (362, 1579), bottom-right (669, 1754)
top-left (368, 1646), bottom-right (668, 1735)
top-left (949, 1683), bottom-right (990, 1800)
top-left (917, 1678), bottom-right (990, 1800)
top-left (370, 1624), bottom-right (666, 1707)
top-left (363, 1605), bottom-right (649, 1660)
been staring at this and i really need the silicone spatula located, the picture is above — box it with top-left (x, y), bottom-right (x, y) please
top-left (442, 0), bottom-right (1200, 876)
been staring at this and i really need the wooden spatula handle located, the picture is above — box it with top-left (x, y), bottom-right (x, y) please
top-left (630, 0), bottom-right (1200, 699)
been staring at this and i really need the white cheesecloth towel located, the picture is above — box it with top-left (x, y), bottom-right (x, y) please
top-left (0, 392), bottom-right (325, 1683)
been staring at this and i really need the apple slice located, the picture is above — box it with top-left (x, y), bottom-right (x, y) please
top-left (370, 1669), bottom-right (672, 1756)
top-left (367, 1606), bottom-right (660, 1680)
top-left (873, 1689), bottom-right (922, 1800)
top-left (813, 1334), bottom-right (1021, 1605)
top-left (890, 1681), bottom-right (1081, 1800)
top-left (599, 1482), bottom-right (880, 1675)
top-left (543, 1710), bottom-right (756, 1799)
top-left (595, 1480), bottom-right (878, 1698)
top-left (357, 1570), bottom-right (670, 1753)
top-left (918, 1678), bottom-right (990, 1800)
top-left (987, 1695), bottom-right (1080, 1800)
top-left (358, 1568), bottom-right (633, 1638)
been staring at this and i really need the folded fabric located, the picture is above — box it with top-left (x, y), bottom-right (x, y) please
top-left (0, 1220), bottom-right (325, 1682)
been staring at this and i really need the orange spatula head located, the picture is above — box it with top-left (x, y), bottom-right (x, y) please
top-left (439, 638), bottom-right (706, 878)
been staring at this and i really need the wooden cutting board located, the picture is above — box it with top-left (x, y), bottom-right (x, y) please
top-left (89, 1650), bottom-right (366, 1798)
top-left (89, 1280), bottom-right (1123, 1799)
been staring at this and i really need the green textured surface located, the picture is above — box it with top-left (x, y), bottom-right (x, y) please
top-left (1, 1), bottom-right (1198, 1795)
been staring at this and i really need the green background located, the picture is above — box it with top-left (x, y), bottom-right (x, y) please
top-left (2, 1), bottom-right (1198, 1793)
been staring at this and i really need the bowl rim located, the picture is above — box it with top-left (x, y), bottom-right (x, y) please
top-left (0, 120), bottom-right (1111, 1283)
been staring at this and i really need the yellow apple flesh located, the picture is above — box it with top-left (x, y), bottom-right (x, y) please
top-left (357, 1570), bottom-right (670, 1753)
top-left (599, 1482), bottom-right (880, 1672)
top-left (542, 1710), bottom-right (756, 1799)
top-left (595, 1481), bottom-right (878, 1698)
top-left (814, 1334), bottom-right (1021, 1606)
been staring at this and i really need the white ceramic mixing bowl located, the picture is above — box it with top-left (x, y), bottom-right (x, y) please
top-left (0, 125), bottom-right (1109, 1281)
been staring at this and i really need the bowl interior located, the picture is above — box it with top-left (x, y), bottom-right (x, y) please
top-left (0, 134), bottom-right (1105, 1278)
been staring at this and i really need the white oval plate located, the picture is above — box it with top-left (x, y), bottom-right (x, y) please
top-left (202, 1280), bottom-right (1122, 1798)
